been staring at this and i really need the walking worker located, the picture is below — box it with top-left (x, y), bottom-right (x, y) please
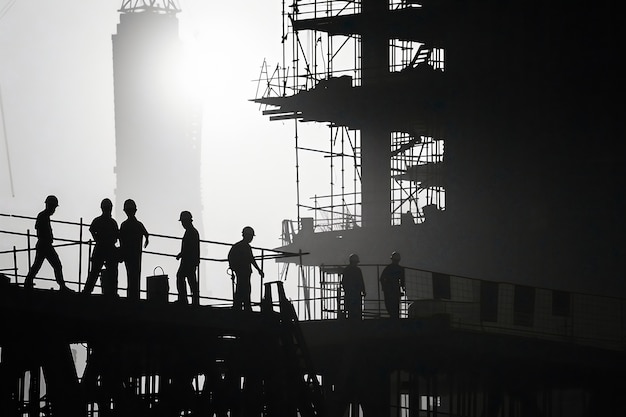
top-left (23, 195), bottom-right (70, 292)
top-left (175, 210), bottom-right (200, 305)
top-left (83, 198), bottom-right (120, 296)
top-left (228, 226), bottom-right (264, 311)
top-left (341, 253), bottom-right (366, 320)
top-left (119, 199), bottom-right (149, 300)
top-left (379, 251), bottom-right (406, 319)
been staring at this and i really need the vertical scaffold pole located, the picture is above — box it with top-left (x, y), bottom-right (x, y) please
top-left (295, 120), bottom-right (301, 229)
top-left (26, 229), bottom-right (31, 267)
top-left (79, 217), bottom-right (83, 291)
top-left (260, 249), bottom-right (265, 303)
top-left (12, 245), bottom-right (17, 283)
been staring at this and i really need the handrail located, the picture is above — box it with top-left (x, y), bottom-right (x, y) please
top-left (0, 213), bottom-right (308, 307)
top-left (1, 214), bottom-right (302, 259)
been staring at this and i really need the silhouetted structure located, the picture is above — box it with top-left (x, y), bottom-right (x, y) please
top-left (0, 281), bottom-right (327, 417)
top-left (1, 1), bottom-right (624, 416)
top-left (83, 198), bottom-right (119, 296)
top-left (23, 195), bottom-right (69, 291)
top-left (1, 214), bottom-right (626, 416)
top-left (175, 210), bottom-right (200, 305)
top-left (228, 226), bottom-right (265, 311)
top-left (251, 0), bottom-right (625, 415)
top-left (119, 198), bottom-right (149, 300)
top-left (254, 0), bottom-right (625, 300)
top-left (379, 251), bottom-right (405, 318)
top-left (341, 253), bottom-right (365, 320)
top-left (112, 0), bottom-right (203, 238)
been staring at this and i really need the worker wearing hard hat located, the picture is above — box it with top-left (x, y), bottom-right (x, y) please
top-left (176, 210), bottom-right (200, 306)
top-left (341, 253), bottom-right (366, 320)
top-left (228, 226), bottom-right (265, 311)
top-left (379, 251), bottom-right (406, 319)
top-left (83, 198), bottom-right (120, 296)
top-left (24, 195), bottom-right (70, 292)
top-left (119, 199), bottom-right (150, 301)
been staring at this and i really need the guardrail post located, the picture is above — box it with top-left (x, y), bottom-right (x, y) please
top-left (298, 249), bottom-right (303, 318)
top-left (12, 245), bottom-right (17, 284)
top-left (26, 229), bottom-right (32, 266)
top-left (79, 217), bottom-right (83, 290)
top-left (198, 261), bottom-right (202, 303)
top-left (376, 264), bottom-right (381, 318)
top-left (85, 240), bottom-right (93, 293)
top-left (260, 249), bottom-right (265, 302)
top-left (337, 282), bottom-right (342, 320)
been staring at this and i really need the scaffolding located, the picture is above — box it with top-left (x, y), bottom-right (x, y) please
top-left (254, 1), bottom-right (449, 316)
top-left (255, 0), bottom-right (446, 238)
top-left (118, 0), bottom-right (181, 13)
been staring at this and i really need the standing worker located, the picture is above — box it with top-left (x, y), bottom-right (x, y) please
top-left (341, 253), bottom-right (366, 320)
top-left (119, 199), bottom-right (149, 300)
top-left (23, 195), bottom-right (70, 292)
top-left (83, 198), bottom-right (120, 296)
top-left (228, 226), bottom-right (264, 312)
top-left (379, 251), bottom-right (406, 319)
top-left (175, 210), bottom-right (200, 305)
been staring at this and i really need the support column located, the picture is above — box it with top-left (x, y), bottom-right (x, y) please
top-left (360, 0), bottom-right (391, 229)
top-left (360, 128), bottom-right (390, 228)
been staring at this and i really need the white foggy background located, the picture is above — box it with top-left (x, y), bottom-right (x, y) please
top-left (0, 1), bottom-right (330, 303)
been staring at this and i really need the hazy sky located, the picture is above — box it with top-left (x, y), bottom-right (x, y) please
top-left (0, 0), bottom-right (319, 299)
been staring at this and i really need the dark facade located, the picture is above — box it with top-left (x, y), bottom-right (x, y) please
top-left (255, 0), bottom-right (625, 298)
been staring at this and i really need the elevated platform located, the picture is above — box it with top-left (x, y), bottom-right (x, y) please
top-left (2, 281), bottom-right (625, 416)
top-left (0, 281), bottom-right (324, 417)
top-left (0, 283), bottom-right (270, 344)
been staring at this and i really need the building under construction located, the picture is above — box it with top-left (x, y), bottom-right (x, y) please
top-left (113, 0), bottom-right (203, 236)
top-left (1, 0), bottom-right (625, 416)
top-left (254, 0), bottom-right (624, 300)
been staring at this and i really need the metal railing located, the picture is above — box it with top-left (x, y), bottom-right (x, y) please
top-left (0, 213), bottom-right (301, 308)
top-left (3, 212), bottom-right (625, 351)
top-left (287, 263), bottom-right (626, 351)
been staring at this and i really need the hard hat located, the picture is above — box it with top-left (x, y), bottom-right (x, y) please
top-left (391, 251), bottom-right (401, 261)
top-left (45, 195), bottom-right (59, 207)
top-left (100, 198), bottom-right (113, 210)
top-left (179, 211), bottom-right (193, 221)
top-left (123, 199), bottom-right (137, 212)
top-left (349, 253), bottom-right (360, 263)
top-left (242, 226), bottom-right (255, 236)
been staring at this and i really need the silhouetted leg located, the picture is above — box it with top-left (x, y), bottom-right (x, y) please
top-left (125, 259), bottom-right (141, 300)
top-left (176, 264), bottom-right (188, 304)
top-left (83, 255), bottom-right (105, 294)
top-left (188, 268), bottom-right (199, 306)
top-left (346, 297), bottom-right (362, 320)
top-left (384, 293), bottom-right (400, 319)
top-left (46, 247), bottom-right (68, 291)
top-left (232, 272), bottom-right (243, 310)
top-left (102, 257), bottom-right (118, 297)
top-left (24, 249), bottom-right (46, 288)
top-left (235, 273), bottom-right (252, 311)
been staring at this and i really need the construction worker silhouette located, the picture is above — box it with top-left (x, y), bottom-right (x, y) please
top-left (176, 211), bottom-right (200, 305)
top-left (228, 226), bottom-right (264, 311)
top-left (379, 251), bottom-right (406, 318)
top-left (83, 198), bottom-right (120, 296)
top-left (341, 253), bottom-right (366, 320)
top-left (119, 199), bottom-right (149, 300)
top-left (23, 195), bottom-right (70, 291)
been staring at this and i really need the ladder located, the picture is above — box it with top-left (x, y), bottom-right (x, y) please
top-left (261, 281), bottom-right (325, 417)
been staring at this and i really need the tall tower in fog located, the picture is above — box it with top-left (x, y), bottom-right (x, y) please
top-left (112, 0), bottom-right (203, 236)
